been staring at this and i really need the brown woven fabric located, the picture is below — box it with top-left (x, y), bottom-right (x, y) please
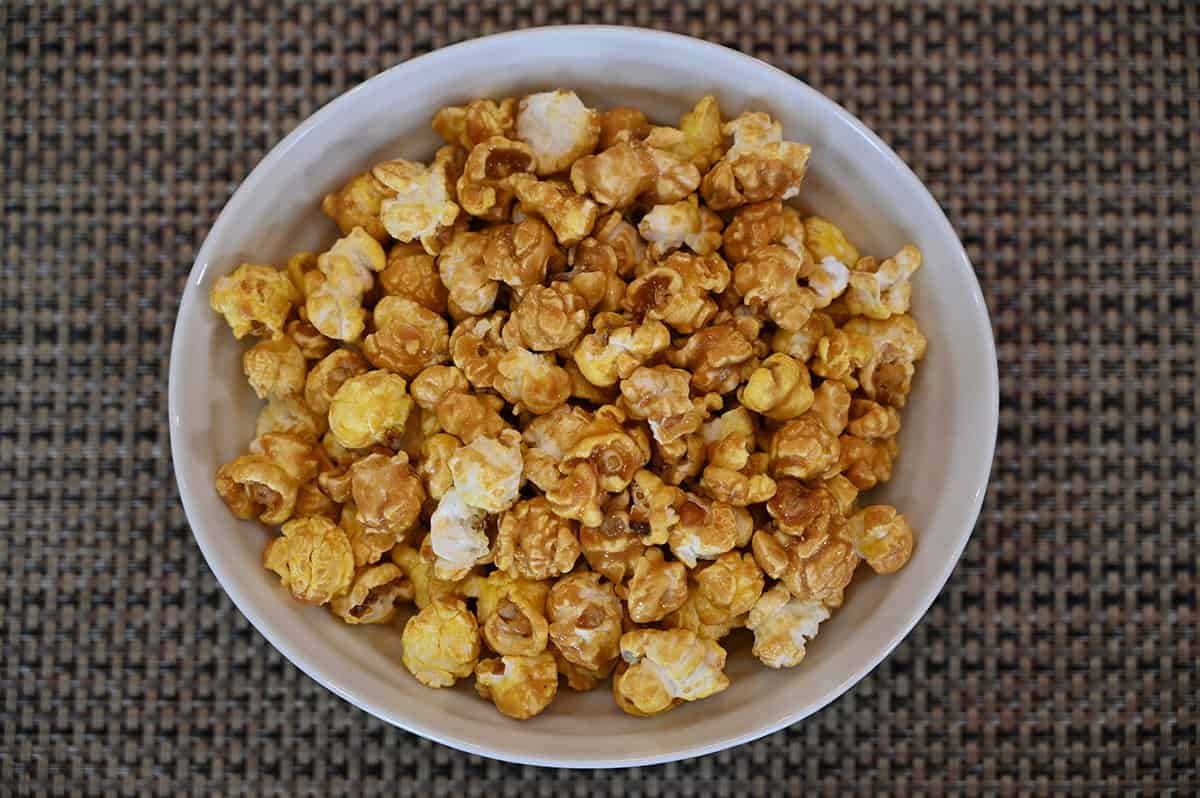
top-left (2, 1), bottom-right (1196, 794)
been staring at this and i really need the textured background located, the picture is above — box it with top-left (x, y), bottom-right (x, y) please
top-left (1, 1), bottom-right (1197, 795)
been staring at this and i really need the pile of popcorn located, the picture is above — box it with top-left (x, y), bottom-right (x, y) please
top-left (209, 91), bottom-right (927, 720)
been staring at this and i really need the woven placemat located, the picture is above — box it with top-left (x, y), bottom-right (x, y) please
top-left (2, 1), bottom-right (1196, 794)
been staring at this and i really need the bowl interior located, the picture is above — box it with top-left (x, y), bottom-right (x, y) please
top-left (170, 28), bottom-right (997, 767)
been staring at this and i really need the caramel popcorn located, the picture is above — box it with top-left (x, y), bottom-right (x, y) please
top-left (547, 571), bottom-right (623, 675)
top-left (598, 106), bottom-right (650, 150)
top-left (666, 319), bottom-right (757, 395)
top-left (363, 295), bottom-right (450, 378)
top-left (329, 563), bottom-right (411, 624)
top-left (495, 497), bottom-right (581, 581)
top-left (625, 251), bottom-right (730, 334)
top-left (379, 242), bottom-right (449, 315)
top-left (846, 504), bottom-right (914, 574)
top-left (644, 95), bottom-right (725, 173)
top-left (620, 365), bottom-right (717, 445)
top-left (638, 196), bottom-right (723, 261)
top-left (321, 171), bottom-right (391, 241)
top-left (613, 629), bottom-right (729, 716)
top-left (721, 200), bottom-right (805, 264)
top-left (287, 319), bottom-right (334, 361)
top-left (327, 370), bottom-right (413, 450)
top-left (401, 596), bottom-right (480, 688)
top-left (212, 90), bottom-right (928, 720)
top-left (483, 217), bottom-right (563, 292)
top-left (456, 136), bottom-right (535, 220)
top-left (438, 230), bottom-right (499, 317)
top-left (373, 147), bottom-right (462, 256)
top-left (516, 90), bottom-right (601, 175)
top-left (504, 282), bottom-right (590, 352)
top-left (739, 353), bottom-right (814, 420)
top-left (433, 97), bottom-right (517, 150)
top-left (242, 337), bottom-right (306, 401)
top-left (262, 516), bottom-right (355, 605)
top-left (256, 396), bottom-right (327, 442)
top-left (746, 585), bottom-right (829, 669)
top-left (572, 315), bottom-right (670, 389)
top-left (625, 546), bottom-right (688, 622)
top-left (508, 173), bottom-right (599, 246)
top-left (210, 263), bottom-right (296, 340)
top-left (304, 348), bottom-right (369, 415)
top-left (569, 141), bottom-right (657, 210)
top-left (701, 112), bottom-right (811, 210)
top-left (475, 653), bottom-right (559, 719)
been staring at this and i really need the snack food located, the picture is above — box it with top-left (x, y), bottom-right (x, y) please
top-left (211, 91), bottom-right (925, 719)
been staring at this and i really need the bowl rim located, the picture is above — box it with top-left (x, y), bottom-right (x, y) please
top-left (169, 24), bottom-right (999, 768)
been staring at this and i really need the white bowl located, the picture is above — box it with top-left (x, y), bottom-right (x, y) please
top-left (169, 26), bottom-right (998, 768)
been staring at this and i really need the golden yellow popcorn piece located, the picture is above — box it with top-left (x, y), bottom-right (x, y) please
top-left (599, 106), bottom-right (651, 150)
top-left (803, 215), bottom-right (860, 265)
top-left (698, 417), bottom-right (776, 508)
top-left (321, 171), bottom-right (391, 241)
top-left (305, 227), bottom-right (387, 342)
top-left (401, 596), bottom-right (480, 688)
top-left (363, 296), bottom-right (450, 378)
top-left (286, 319), bottom-right (334, 361)
top-left (521, 405), bottom-right (594, 491)
top-left (256, 396), bottom-right (327, 441)
top-left (767, 477), bottom-right (846, 541)
top-left (215, 453), bottom-right (299, 525)
top-left (242, 337), bottom-right (307, 400)
top-left (651, 432), bottom-right (707, 486)
top-left (304, 348), bottom-right (368, 415)
top-left (627, 468), bottom-right (686, 544)
top-left (495, 497), bottom-right (581, 581)
top-left (701, 111), bottom-right (811, 210)
top-left (625, 251), bottom-right (730, 334)
top-left (417, 432), bottom-right (459, 501)
top-left (613, 628), bottom-right (729, 716)
top-left (572, 314), bottom-right (670, 389)
top-left (620, 365), bottom-right (719, 445)
top-left (285, 251), bottom-right (319, 299)
top-left (504, 282), bottom-right (590, 352)
top-left (560, 405), bottom-right (650, 494)
top-left (569, 141), bottom-right (657, 210)
top-left (347, 451), bottom-right (425, 536)
top-left (547, 571), bottom-right (623, 675)
top-left (492, 347), bottom-right (571, 415)
top-left (507, 173), bottom-right (598, 246)
top-left (391, 542), bottom-right (469, 609)
top-left (666, 319), bottom-right (757, 395)
top-left (210, 263), bottom-right (297, 340)
top-left (844, 313), bottom-right (927, 408)
top-left (625, 546), bottom-right (688, 622)
top-left (591, 211), bottom-right (645, 277)
top-left (721, 200), bottom-right (805, 264)
top-left (475, 652), bottom-right (559, 720)
top-left (667, 495), bottom-right (747, 568)
top-left (516, 90), bottom-right (601, 175)
top-left (379, 242), bottom-right (449, 315)
top-left (467, 571), bottom-right (551, 657)
top-left (739, 353), bottom-right (814, 421)
top-left (643, 95), bottom-right (725, 172)
top-left (847, 398), bottom-right (901, 440)
top-left (838, 433), bottom-right (899, 491)
top-left (456, 135), bottom-right (536, 220)
top-left (809, 328), bottom-right (873, 390)
top-left (746, 584), bottom-right (829, 669)
top-left (409, 364), bottom-right (469, 410)
top-left (752, 524), bottom-right (858, 608)
top-left (437, 390), bottom-right (510, 445)
top-left (579, 498), bottom-right (647, 585)
top-left (329, 563), bottom-right (412, 624)
top-left (770, 310), bottom-right (833, 362)
top-left (768, 381), bottom-right (851, 480)
top-left (337, 501), bottom-right (391, 567)
top-left (483, 217), bottom-right (563, 292)
top-left (846, 504), bottom-right (914, 574)
top-left (448, 311), bottom-right (507, 389)
top-left (668, 551), bottom-right (763, 640)
top-left (262, 516), bottom-right (355, 605)
top-left (373, 148), bottom-right (462, 256)
top-left (638, 196), bottom-right (723, 260)
top-left (448, 429), bottom-right (524, 513)
top-left (327, 370), bottom-right (413, 450)
top-left (433, 97), bottom-right (517, 150)
top-left (733, 244), bottom-right (847, 332)
top-left (437, 230), bottom-right (499, 317)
